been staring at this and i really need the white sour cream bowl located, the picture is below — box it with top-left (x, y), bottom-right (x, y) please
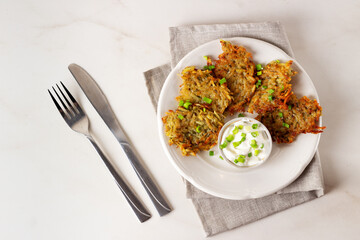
top-left (217, 117), bottom-right (272, 169)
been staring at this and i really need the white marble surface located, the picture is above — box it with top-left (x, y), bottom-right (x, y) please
top-left (1, 0), bottom-right (360, 239)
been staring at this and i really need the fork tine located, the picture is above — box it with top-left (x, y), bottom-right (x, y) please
top-left (56, 83), bottom-right (76, 114)
top-left (52, 86), bottom-right (71, 118)
top-left (60, 81), bottom-right (84, 114)
top-left (48, 89), bottom-right (66, 119)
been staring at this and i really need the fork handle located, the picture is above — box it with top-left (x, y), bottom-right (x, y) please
top-left (87, 137), bottom-right (151, 223)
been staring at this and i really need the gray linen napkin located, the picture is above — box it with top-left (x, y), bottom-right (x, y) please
top-left (144, 21), bottom-right (324, 237)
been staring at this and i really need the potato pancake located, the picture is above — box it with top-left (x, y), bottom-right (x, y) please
top-left (177, 66), bottom-right (232, 114)
top-left (256, 94), bottom-right (324, 143)
top-left (248, 60), bottom-right (297, 114)
top-left (214, 40), bottom-right (257, 113)
top-left (162, 104), bottom-right (225, 156)
top-left (162, 40), bottom-right (324, 155)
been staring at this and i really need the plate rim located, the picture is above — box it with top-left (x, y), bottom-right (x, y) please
top-left (157, 37), bottom-right (322, 200)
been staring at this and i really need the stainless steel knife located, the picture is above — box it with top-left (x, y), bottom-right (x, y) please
top-left (68, 63), bottom-right (171, 216)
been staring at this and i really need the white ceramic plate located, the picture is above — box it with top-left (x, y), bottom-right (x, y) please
top-left (157, 37), bottom-right (322, 200)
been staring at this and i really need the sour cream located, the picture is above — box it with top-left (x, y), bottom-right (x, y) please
top-left (218, 117), bottom-right (272, 168)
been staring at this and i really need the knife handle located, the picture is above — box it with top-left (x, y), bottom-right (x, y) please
top-left (87, 137), bottom-right (151, 223)
top-left (121, 143), bottom-right (172, 216)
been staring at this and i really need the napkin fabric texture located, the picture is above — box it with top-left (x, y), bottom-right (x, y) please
top-left (144, 21), bottom-right (324, 237)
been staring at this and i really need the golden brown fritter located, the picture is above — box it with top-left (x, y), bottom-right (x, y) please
top-left (162, 40), bottom-right (325, 155)
top-left (248, 60), bottom-right (297, 114)
top-left (162, 104), bottom-right (225, 156)
top-left (256, 94), bottom-right (324, 143)
top-left (214, 40), bottom-right (257, 113)
top-left (176, 66), bottom-right (232, 114)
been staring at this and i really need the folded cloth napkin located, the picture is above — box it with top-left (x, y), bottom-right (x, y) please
top-left (144, 21), bottom-right (324, 237)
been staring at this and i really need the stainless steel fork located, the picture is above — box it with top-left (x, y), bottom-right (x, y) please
top-left (48, 82), bottom-right (151, 223)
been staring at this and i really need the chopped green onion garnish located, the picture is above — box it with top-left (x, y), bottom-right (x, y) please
top-left (268, 95), bottom-right (273, 101)
top-left (226, 134), bottom-right (235, 142)
top-left (241, 136), bottom-right (246, 142)
top-left (209, 151), bottom-right (214, 156)
top-left (252, 124), bottom-right (258, 129)
top-left (256, 64), bottom-right (262, 70)
top-left (183, 101), bottom-right (192, 109)
top-left (203, 108), bottom-right (206, 112)
top-left (250, 139), bottom-right (258, 149)
top-left (254, 149), bottom-right (260, 156)
top-left (241, 132), bottom-right (246, 137)
top-left (203, 56), bottom-right (208, 60)
top-left (203, 65), bottom-right (215, 70)
top-left (278, 112), bottom-right (283, 118)
top-left (280, 85), bottom-right (284, 91)
top-left (178, 114), bottom-right (184, 120)
top-left (262, 85), bottom-right (268, 89)
top-left (238, 125), bottom-right (244, 130)
top-left (283, 123), bottom-right (290, 128)
top-left (251, 131), bottom-right (259, 137)
top-left (179, 100), bottom-right (184, 106)
top-left (248, 152), bottom-right (252, 157)
top-left (234, 159), bottom-right (239, 163)
top-left (261, 143), bottom-right (264, 149)
top-left (232, 126), bottom-right (239, 135)
top-left (288, 105), bottom-right (292, 110)
top-left (219, 156), bottom-right (224, 160)
top-left (233, 141), bottom-right (241, 148)
top-left (196, 126), bottom-right (201, 133)
top-left (238, 155), bottom-right (246, 163)
top-left (220, 141), bottom-right (228, 149)
top-left (257, 71), bottom-right (262, 76)
top-left (275, 60), bottom-right (280, 63)
top-left (268, 89), bottom-right (274, 94)
top-left (238, 113), bottom-right (245, 117)
top-left (255, 80), bottom-right (262, 88)
top-left (220, 78), bottom-right (227, 85)
top-left (203, 97), bottom-right (212, 104)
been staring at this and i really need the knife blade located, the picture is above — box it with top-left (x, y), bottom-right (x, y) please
top-left (68, 64), bottom-right (171, 216)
